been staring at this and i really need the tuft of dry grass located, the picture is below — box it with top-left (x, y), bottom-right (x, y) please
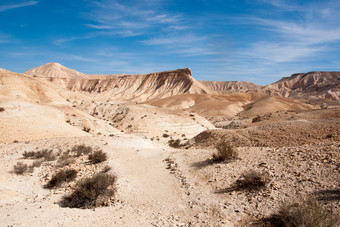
top-left (212, 141), bottom-right (238, 162)
top-left (71, 144), bottom-right (93, 157)
top-left (162, 133), bottom-right (170, 138)
top-left (168, 139), bottom-right (182, 148)
top-left (236, 170), bottom-right (270, 191)
top-left (22, 149), bottom-right (56, 161)
top-left (88, 150), bottom-right (107, 164)
top-left (45, 169), bottom-right (77, 189)
top-left (277, 197), bottom-right (340, 227)
top-left (60, 173), bottom-right (116, 208)
top-left (56, 153), bottom-right (75, 168)
top-left (13, 162), bottom-right (28, 175)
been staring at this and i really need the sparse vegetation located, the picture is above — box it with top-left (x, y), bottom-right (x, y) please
top-left (236, 170), bottom-right (270, 191)
top-left (60, 172), bottom-right (117, 208)
top-left (82, 127), bottom-right (91, 132)
top-left (0, 107), bottom-right (4, 112)
top-left (276, 197), bottom-right (340, 227)
top-left (212, 141), bottom-right (238, 162)
top-left (71, 144), bottom-right (93, 157)
top-left (45, 169), bottom-right (77, 189)
top-left (163, 133), bottom-right (170, 138)
top-left (13, 162), bottom-right (28, 175)
top-left (22, 149), bottom-right (56, 161)
top-left (252, 115), bottom-right (262, 123)
top-left (56, 153), bottom-right (75, 167)
top-left (88, 150), bottom-right (107, 164)
top-left (101, 165), bottom-right (112, 173)
top-left (30, 160), bottom-right (43, 170)
top-left (168, 139), bottom-right (182, 148)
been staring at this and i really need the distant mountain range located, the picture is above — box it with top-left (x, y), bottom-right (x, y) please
top-left (24, 63), bottom-right (340, 103)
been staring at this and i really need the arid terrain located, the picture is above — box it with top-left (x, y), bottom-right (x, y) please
top-left (0, 63), bottom-right (339, 226)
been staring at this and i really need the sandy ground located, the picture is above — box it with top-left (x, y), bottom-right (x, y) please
top-left (0, 135), bottom-right (232, 226)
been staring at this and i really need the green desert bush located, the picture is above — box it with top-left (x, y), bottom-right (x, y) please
top-left (88, 150), bottom-right (107, 164)
top-left (60, 173), bottom-right (117, 208)
top-left (45, 169), bottom-right (77, 189)
top-left (13, 162), bottom-right (28, 175)
top-left (278, 197), bottom-right (340, 227)
top-left (212, 141), bottom-right (238, 162)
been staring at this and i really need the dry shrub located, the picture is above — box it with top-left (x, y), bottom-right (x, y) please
top-left (278, 197), bottom-right (340, 227)
top-left (60, 173), bottom-right (116, 208)
top-left (88, 150), bottom-right (107, 164)
top-left (212, 141), bottom-right (238, 162)
top-left (252, 115), bottom-right (262, 123)
top-left (31, 160), bottom-right (43, 168)
top-left (57, 153), bottom-right (75, 167)
top-left (71, 144), bottom-right (93, 157)
top-left (162, 133), bottom-right (170, 138)
top-left (22, 149), bottom-right (55, 161)
top-left (101, 165), bottom-right (112, 173)
top-left (45, 169), bottom-right (77, 189)
top-left (22, 151), bottom-right (36, 159)
top-left (0, 107), bottom-right (4, 112)
top-left (168, 139), bottom-right (182, 148)
top-left (13, 162), bottom-right (28, 175)
top-left (236, 170), bottom-right (270, 191)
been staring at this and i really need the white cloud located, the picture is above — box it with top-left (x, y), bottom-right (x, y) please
top-left (0, 1), bottom-right (38, 12)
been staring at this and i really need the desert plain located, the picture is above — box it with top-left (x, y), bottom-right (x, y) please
top-left (0, 63), bottom-right (339, 226)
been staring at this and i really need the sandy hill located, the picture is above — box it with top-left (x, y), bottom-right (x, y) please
top-left (200, 80), bottom-right (262, 93)
top-left (25, 62), bottom-right (89, 79)
top-left (0, 68), bottom-right (67, 104)
top-left (145, 93), bottom-right (256, 117)
top-left (263, 71), bottom-right (340, 101)
top-left (145, 92), bottom-right (315, 118)
top-left (239, 96), bottom-right (316, 118)
top-left (0, 68), bottom-right (91, 143)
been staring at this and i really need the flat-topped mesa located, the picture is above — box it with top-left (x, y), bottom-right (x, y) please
top-left (68, 67), bottom-right (214, 102)
top-left (25, 63), bottom-right (214, 102)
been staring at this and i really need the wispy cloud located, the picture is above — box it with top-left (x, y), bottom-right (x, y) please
top-left (231, 0), bottom-right (340, 64)
top-left (84, 0), bottom-right (183, 36)
top-left (143, 34), bottom-right (206, 45)
top-left (0, 1), bottom-right (38, 12)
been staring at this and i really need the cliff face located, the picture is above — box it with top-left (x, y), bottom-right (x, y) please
top-left (68, 68), bottom-right (215, 102)
top-left (25, 63), bottom-right (214, 102)
top-left (200, 81), bottom-right (262, 93)
top-left (263, 72), bottom-right (340, 100)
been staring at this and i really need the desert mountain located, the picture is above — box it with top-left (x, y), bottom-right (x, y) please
top-left (200, 80), bottom-right (262, 93)
top-left (0, 68), bottom-right (67, 104)
top-left (25, 62), bottom-right (88, 79)
top-left (25, 63), bottom-right (215, 102)
top-left (263, 71), bottom-right (340, 101)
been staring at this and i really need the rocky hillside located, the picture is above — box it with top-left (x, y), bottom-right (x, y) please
top-left (25, 63), bottom-right (215, 102)
top-left (263, 71), bottom-right (340, 101)
top-left (200, 81), bottom-right (262, 93)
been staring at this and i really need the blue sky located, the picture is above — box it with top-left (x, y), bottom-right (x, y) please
top-left (0, 0), bottom-right (339, 85)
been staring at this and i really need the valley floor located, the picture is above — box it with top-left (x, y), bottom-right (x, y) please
top-left (1, 132), bottom-right (339, 226)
